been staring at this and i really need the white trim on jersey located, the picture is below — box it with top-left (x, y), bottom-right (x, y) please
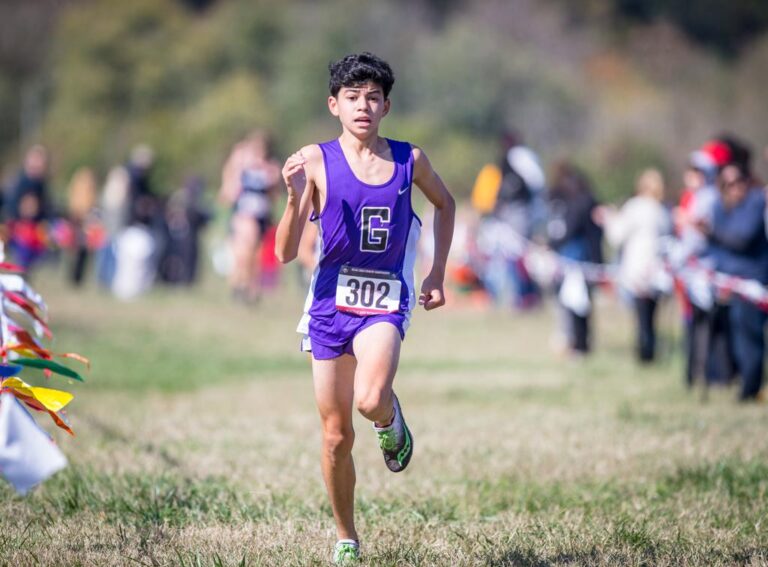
top-left (296, 220), bottom-right (325, 336)
top-left (400, 216), bottom-right (422, 332)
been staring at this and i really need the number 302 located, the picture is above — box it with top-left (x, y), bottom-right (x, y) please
top-left (345, 279), bottom-right (390, 309)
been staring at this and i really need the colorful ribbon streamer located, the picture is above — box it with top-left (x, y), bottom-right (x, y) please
top-left (0, 364), bottom-right (23, 377)
top-left (1, 377), bottom-right (73, 413)
top-left (12, 358), bottom-right (85, 382)
top-left (0, 261), bottom-right (87, 440)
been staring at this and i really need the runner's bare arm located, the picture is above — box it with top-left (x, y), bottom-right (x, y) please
top-left (275, 145), bottom-right (320, 263)
top-left (265, 158), bottom-right (282, 200)
top-left (218, 145), bottom-right (241, 206)
top-left (412, 146), bottom-right (455, 310)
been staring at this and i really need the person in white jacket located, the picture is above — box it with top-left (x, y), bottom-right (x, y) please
top-left (595, 169), bottom-right (671, 362)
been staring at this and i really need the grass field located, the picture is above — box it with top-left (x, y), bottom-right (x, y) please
top-left (1, 267), bottom-right (767, 566)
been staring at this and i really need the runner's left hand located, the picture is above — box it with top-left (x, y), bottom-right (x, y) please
top-left (419, 274), bottom-right (445, 311)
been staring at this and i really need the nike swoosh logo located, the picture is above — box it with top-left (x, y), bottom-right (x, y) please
top-left (398, 184), bottom-right (410, 195)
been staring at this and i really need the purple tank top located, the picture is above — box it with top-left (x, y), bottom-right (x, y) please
top-left (298, 138), bottom-right (422, 332)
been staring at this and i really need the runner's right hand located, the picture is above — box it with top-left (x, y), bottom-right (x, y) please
top-left (282, 151), bottom-right (307, 200)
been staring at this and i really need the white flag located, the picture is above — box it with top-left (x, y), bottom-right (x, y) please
top-left (0, 393), bottom-right (67, 495)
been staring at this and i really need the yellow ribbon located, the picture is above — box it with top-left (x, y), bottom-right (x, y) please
top-left (1, 377), bottom-right (74, 412)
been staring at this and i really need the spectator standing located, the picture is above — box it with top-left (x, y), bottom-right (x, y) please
top-left (5, 145), bottom-right (51, 223)
top-left (597, 169), bottom-right (671, 363)
top-left (126, 144), bottom-right (159, 227)
top-left (674, 145), bottom-right (733, 387)
top-left (702, 162), bottom-right (768, 401)
top-left (547, 161), bottom-right (602, 354)
top-left (97, 165), bottom-right (131, 287)
top-left (471, 131), bottom-right (546, 309)
top-left (495, 131), bottom-right (546, 240)
top-left (8, 191), bottom-right (48, 271)
top-left (110, 145), bottom-right (161, 300)
top-left (675, 150), bottom-right (719, 261)
top-left (65, 166), bottom-right (99, 286)
top-left (5, 145), bottom-right (53, 271)
top-left (158, 176), bottom-right (210, 285)
top-left (218, 131), bottom-right (281, 303)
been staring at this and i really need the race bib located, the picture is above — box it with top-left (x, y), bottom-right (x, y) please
top-left (336, 265), bottom-right (402, 315)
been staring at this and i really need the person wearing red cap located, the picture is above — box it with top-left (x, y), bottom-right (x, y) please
top-left (700, 140), bottom-right (732, 170)
top-left (699, 156), bottom-right (768, 401)
top-left (676, 140), bottom-right (744, 390)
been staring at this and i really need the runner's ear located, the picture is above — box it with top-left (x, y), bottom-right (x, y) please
top-left (328, 96), bottom-right (340, 117)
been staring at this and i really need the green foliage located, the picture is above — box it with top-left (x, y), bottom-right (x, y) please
top-left (564, 0), bottom-right (768, 56)
top-left (0, 0), bottom-right (764, 199)
top-left (583, 136), bottom-right (671, 203)
top-left (404, 20), bottom-right (511, 134)
top-left (43, 0), bottom-right (279, 188)
top-left (617, 0), bottom-right (768, 56)
top-left (0, 75), bottom-right (18, 160)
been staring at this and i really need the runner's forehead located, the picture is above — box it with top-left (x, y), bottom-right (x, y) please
top-left (338, 83), bottom-right (384, 95)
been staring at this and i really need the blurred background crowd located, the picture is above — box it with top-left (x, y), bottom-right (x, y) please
top-left (2, 0), bottom-right (768, 402)
top-left (458, 132), bottom-right (768, 405)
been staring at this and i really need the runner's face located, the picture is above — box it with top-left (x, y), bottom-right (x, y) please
top-left (329, 82), bottom-right (389, 136)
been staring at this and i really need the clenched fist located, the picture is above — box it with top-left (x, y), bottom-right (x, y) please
top-left (282, 151), bottom-right (307, 200)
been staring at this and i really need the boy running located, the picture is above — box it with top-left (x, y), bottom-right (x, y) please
top-left (275, 52), bottom-right (455, 564)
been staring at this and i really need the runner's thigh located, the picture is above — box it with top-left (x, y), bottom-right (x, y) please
top-left (312, 354), bottom-right (357, 425)
top-left (352, 322), bottom-right (401, 395)
top-left (232, 214), bottom-right (258, 247)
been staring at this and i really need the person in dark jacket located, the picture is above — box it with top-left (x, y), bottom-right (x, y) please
top-left (5, 145), bottom-right (51, 222)
top-left (548, 161), bottom-right (603, 354)
top-left (4, 145), bottom-right (53, 270)
top-left (700, 162), bottom-right (768, 401)
top-left (126, 144), bottom-right (159, 227)
top-left (158, 177), bottom-right (211, 285)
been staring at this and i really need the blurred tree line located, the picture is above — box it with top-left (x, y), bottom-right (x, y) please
top-left (1, 0), bottom-right (767, 203)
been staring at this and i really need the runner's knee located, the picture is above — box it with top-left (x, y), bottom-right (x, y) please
top-left (322, 426), bottom-right (354, 459)
top-left (355, 388), bottom-right (391, 420)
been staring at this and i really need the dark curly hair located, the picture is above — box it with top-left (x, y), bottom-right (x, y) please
top-left (328, 52), bottom-right (395, 98)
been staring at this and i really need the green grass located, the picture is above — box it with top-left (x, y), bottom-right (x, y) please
top-left (1, 268), bottom-right (767, 566)
top-left (4, 458), bottom-right (765, 565)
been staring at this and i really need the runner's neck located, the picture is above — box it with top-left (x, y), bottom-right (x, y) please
top-left (339, 132), bottom-right (387, 158)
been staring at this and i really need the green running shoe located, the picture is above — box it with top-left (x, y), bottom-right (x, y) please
top-left (374, 393), bottom-right (414, 473)
top-left (333, 539), bottom-right (360, 564)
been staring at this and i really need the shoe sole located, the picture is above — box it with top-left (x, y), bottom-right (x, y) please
top-left (384, 395), bottom-right (413, 473)
top-left (391, 422), bottom-right (413, 473)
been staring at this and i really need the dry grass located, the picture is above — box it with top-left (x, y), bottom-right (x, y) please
top-left (1, 270), bottom-right (767, 566)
